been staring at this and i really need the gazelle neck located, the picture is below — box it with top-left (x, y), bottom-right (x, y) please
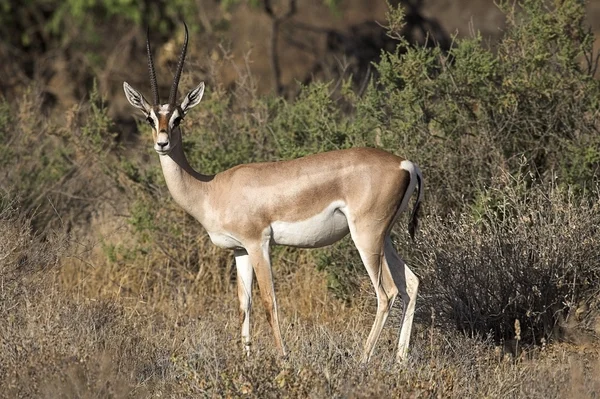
top-left (158, 129), bottom-right (212, 219)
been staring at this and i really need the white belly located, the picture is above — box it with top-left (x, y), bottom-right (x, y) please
top-left (271, 201), bottom-right (349, 248)
top-left (207, 231), bottom-right (244, 249)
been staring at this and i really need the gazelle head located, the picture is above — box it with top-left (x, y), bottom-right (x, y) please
top-left (123, 23), bottom-right (204, 155)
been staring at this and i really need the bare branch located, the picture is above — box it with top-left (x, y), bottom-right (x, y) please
top-left (263, 0), bottom-right (298, 95)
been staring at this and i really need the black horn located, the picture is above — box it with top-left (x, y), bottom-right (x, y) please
top-left (168, 22), bottom-right (189, 106)
top-left (146, 27), bottom-right (160, 105)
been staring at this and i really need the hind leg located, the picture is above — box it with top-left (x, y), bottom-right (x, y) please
top-left (350, 223), bottom-right (399, 364)
top-left (384, 236), bottom-right (419, 362)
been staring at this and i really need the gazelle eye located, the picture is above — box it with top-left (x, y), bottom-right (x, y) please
top-left (146, 116), bottom-right (155, 127)
top-left (173, 116), bottom-right (183, 126)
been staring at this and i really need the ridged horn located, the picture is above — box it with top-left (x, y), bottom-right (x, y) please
top-left (168, 22), bottom-right (189, 106)
top-left (146, 27), bottom-right (160, 106)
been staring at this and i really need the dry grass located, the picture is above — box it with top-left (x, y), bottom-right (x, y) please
top-left (413, 177), bottom-right (600, 345)
top-left (1, 199), bottom-right (599, 398)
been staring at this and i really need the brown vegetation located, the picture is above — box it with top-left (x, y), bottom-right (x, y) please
top-left (2, 200), bottom-right (599, 397)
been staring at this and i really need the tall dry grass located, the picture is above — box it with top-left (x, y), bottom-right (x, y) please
top-left (2, 212), bottom-right (599, 398)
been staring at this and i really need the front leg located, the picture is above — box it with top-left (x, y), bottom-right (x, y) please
top-left (247, 242), bottom-right (287, 358)
top-left (234, 249), bottom-right (254, 357)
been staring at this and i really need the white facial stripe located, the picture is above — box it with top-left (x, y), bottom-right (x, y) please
top-left (169, 109), bottom-right (181, 129)
top-left (149, 110), bottom-right (159, 130)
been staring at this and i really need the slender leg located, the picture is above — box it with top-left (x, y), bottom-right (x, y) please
top-left (234, 249), bottom-right (254, 357)
top-left (350, 224), bottom-right (398, 364)
top-left (384, 236), bottom-right (419, 362)
top-left (247, 243), bottom-right (287, 358)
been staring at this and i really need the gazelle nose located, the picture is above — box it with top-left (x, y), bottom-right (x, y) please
top-left (157, 141), bottom-right (169, 149)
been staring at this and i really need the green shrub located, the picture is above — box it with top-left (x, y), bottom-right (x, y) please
top-left (358, 0), bottom-right (600, 209)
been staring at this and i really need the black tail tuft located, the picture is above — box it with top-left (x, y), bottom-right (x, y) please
top-left (408, 171), bottom-right (422, 241)
top-left (408, 200), bottom-right (421, 240)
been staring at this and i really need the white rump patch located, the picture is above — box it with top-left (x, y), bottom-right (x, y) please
top-left (400, 159), bottom-right (416, 176)
top-left (270, 201), bottom-right (349, 248)
top-left (398, 159), bottom-right (418, 214)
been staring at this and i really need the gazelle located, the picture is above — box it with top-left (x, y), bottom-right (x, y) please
top-left (123, 24), bottom-right (423, 364)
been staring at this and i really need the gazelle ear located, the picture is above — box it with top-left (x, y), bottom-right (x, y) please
top-left (123, 82), bottom-right (152, 115)
top-left (180, 82), bottom-right (205, 114)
